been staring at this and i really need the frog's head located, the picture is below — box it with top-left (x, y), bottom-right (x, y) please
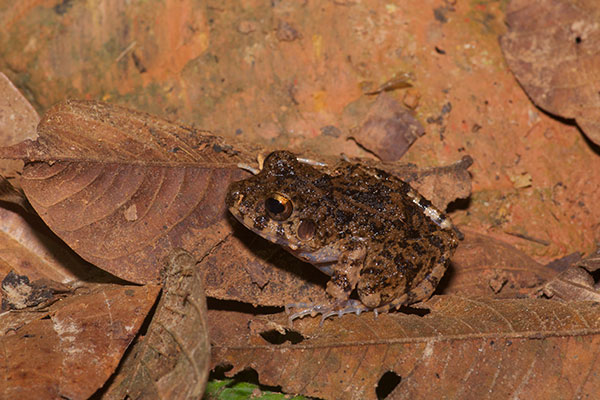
top-left (226, 151), bottom-right (339, 263)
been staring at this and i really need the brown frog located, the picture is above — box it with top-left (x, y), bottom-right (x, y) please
top-left (226, 151), bottom-right (459, 321)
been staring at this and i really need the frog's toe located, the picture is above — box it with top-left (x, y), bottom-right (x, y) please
top-left (285, 300), bottom-right (370, 325)
top-left (285, 302), bottom-right (327, 324)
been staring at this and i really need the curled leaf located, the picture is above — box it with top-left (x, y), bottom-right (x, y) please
top-left (104, 249), bottom-right (210, 400)
top-left (501, 0), bottom-right (600, 145)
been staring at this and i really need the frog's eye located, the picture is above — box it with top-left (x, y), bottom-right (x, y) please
top-left (297, 219), bottom-right (316, 241)
top-left (265, 193), bottom-right (293, 221)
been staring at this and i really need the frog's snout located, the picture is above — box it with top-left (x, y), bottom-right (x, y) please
top-left (225, 183), bottom-right (243, 210)
top-left (226, 189), bottom-right (246, 224)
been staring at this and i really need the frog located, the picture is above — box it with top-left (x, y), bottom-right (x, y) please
top-left (225, 150), bottom-right (460, 322)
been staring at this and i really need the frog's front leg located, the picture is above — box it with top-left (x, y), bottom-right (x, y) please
top-left (286, 245), bottom-right (371, 323)
top-left (325, 246), bottom-right (365, 300)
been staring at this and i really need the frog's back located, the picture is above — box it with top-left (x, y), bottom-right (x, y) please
top-left (327, 162), bottom-right (449, 244)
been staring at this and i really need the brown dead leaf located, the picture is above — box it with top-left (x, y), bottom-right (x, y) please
top-left (577, 246), bottom-right (600, 272)
top-left (103, 249), bottom-right (210, 400)
top-left (210, 296), bottom-right (600, 400)
top-left (0, 176), bottom-right (31, 212)
top-left (536, 266), bottom-right (600, 302)
top-left (350, 93), bottom-right (425, 162)
top-left (446, 231), bottom-right (558, 297)
top-left (0, 205), bottom-right (103, 284)
top-left (397, 155), bottom-right (472, 211)
top-left (199, 225), bottom-right (330, 307)
top-left (0, 72), bottom-right (38, 145)
top-left (533, 249), bottom-right (600, 301)
top-left (500, 0), bottom-right (600, 145)
top-left (0, 72), bottom-right (38, 180)
top-left (1, 99), bottom-right (255, 164)
top-left (0, 283), bottom-right (160, 400)
top-left (0, 85), bottom-right (108, 286)
top-left (0, 99), bottom-right (260, 284)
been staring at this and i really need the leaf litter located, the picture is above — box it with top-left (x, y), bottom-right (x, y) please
top-left (0, 283), bottom-right (160, 400)
top-left (0, 97), bottom-right (478, 399)
top-left (1, 0), bottom-right (600, 399)
top-left (1, 88), bottom-right (600, 400)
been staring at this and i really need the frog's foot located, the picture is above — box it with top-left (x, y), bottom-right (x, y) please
top-left (285, 294), bottom-right (416, 325)
top-left (285, 300), bottom-right (370, 325)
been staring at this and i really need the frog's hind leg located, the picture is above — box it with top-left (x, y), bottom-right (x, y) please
top-left (357, 233), bottom-right (452, 315)
top-left (285, 256), bottom-right (446, 323)
top-left (370, 256), bottom-right (449, 315)
top-left (285, 256), bottom-right (445, 323)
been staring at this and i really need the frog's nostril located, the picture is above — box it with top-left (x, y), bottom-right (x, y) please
top-left (225, 189), bottom-right (243, 208)
top-left (235, 193), bottom-right (243, 205)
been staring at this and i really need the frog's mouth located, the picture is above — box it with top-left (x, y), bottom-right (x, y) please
top-left (286, 247), bottom-right (341, 277)
top-left (286, 245), bottom-right (340, 272)
top-left (288, 247), bottom-right (338, 263)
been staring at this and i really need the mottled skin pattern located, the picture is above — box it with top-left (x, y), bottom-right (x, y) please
top-left (226, 151), bottom-right (459, 320)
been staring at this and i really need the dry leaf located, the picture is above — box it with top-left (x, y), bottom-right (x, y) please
top-left (0, 283), bottom-right (160, 400)
top-left (0, 72), bottom-right (38, 145)
top-left (577, 246), bottom-right (600, 272)
top-left (0, 100), bottom-right (259, 284)
top-left (103, 249), bottom-right (210, 400)
top-left (446, 231), bottom-right (557, 297)
top-left (536, 266), bottom-right (600, 302)
top-left (1, 99), bottom-right (253, 164)
top-left (350, 93), bottom-right (425, 162)
top-left (533, 249), bottom-right (600, 301)
top-left (199, 226), bottom-right (331, 307)
top-left (0, 205), bottom-right (102, 284)
top-left (0, 82), bottom-right (105, 286)
top-left (0, 72), bottom-right (38, 180)
top-left (500, 0), bottom-right (600, 145)
top-left (396, 155), bottom-right (472, 211)
top-left (0, 175), bottom-right (32, 212)
top-left (210, 296), bottom-right (600, 400)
